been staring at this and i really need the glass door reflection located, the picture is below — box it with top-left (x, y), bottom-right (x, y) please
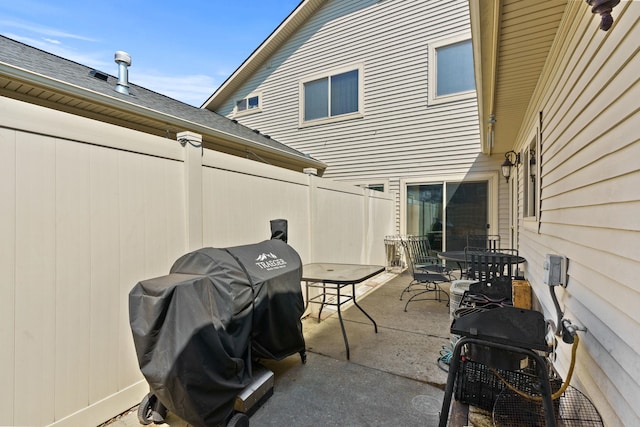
top-left (406, 181), bottom-right (488, 252)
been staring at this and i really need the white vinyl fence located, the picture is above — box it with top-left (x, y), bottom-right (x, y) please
top-left (0, 97), bottom-right (394, 427)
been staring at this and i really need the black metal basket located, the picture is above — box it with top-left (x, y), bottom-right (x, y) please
top-left (455, 358), bottom-right (562, 412)
top-left (493, 385), bottom-right (604, 426)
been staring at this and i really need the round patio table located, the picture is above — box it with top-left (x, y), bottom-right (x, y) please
top-left (437, 250), bottom-right (526, 265)
top-left (437, 250), bottom-right (526, 279)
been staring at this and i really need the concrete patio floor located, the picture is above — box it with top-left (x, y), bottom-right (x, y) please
top-left (105, 270), bottom-right (458, 427)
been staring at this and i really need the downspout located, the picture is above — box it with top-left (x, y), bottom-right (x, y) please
top-left (486, 0), bottom-right (502, 155)
top-left (470, 0), bottom-right (502, 155)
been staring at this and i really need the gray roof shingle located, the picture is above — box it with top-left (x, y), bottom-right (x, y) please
top-left (0, 35), bottom-right (322, 166)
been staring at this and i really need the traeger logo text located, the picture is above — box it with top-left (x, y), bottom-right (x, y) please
top-left (255, 252), bottom-right (287, 271)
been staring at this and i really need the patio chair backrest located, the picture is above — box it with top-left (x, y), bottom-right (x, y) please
top-left (466, 234), bottom-right (501, 250)
top-left (401, 237), bottom-right (448, 281)
top-left (465, 248), bottom-right (515, 282)
top-left (404, 235), bottom-right (435, 266)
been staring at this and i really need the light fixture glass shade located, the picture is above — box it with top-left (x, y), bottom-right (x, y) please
top-left (501, 151), bottom-right (520, 182)
top-left (501, 158), bottom-right (513, 181)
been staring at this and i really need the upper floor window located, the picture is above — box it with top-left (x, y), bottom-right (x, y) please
top-left (428, 34), bottom-right (475, 105)
top-left (234, 93), bottom-right (261, 116)
top-left (365, 184), bottom-right (385, 192)
top-left (358, 182), bottom-right (386, 192)
top-left (300, 65), bottom-right (363, 126)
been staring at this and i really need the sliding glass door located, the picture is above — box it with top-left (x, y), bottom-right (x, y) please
top-left (406, 180), bottom-right (489, 251)
top-left (407, 184), bottom-right (443, 249)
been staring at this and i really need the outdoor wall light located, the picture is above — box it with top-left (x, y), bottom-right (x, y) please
top-left (501, 151), bottom-right (521, 183)
top-left (586, 0), bottom-right (620, 31)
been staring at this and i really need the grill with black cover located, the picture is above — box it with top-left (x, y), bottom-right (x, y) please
top-left (129, 233), bottom-right (305, 427)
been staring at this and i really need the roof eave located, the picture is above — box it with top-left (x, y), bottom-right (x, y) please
top-left (469, 0), bottom-right (501, 155)
top-left (0, 61), bottom-right (326, 170)
top-left (201, 0), bottom-right (326, 111)
top-left (470, 0), bottom-right (568, 155)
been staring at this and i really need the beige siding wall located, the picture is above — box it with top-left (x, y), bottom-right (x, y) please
top-left (216, 0), bottom-right (501, 235)
top-left (514, 2), bottom-right (640, 425)
top-left (0, 96), bottom-right (394, 426)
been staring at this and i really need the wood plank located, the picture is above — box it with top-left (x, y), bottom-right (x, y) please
top-left (512, 279), bottom-right (532, 309)
top-left (449, 400), bottom-right (469, 426)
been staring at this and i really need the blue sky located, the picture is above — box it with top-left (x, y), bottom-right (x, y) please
top-left (0, 0), bottom-right (302, 106)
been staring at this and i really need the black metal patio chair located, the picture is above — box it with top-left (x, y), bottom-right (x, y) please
top-left (400, 237), bottom-right (450, 311)
top-left (466, 233), bottom-right (501, 250)
top-left (403, 235), bottom-right (453, 279)
top-left (465, 247), bottom-right (518, 282)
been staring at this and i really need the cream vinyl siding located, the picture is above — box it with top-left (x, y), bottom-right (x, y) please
top-left (513, 2), bottom-right (640, 425)
top-left (215, 0), bottom-right (491, 234)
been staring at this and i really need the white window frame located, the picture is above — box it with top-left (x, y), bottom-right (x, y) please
top-left (399, 172), bottom-right (499, 238)
top-left (234, 92), bottom-right (262, 117)
top-left (428, 33), bottom-right (475, 105)
top-left (523, 128), bottom-right (541, 230)
top-left (298, 64), bottom-right (364, 127)
top-left (351, 179), bottom-right (388, 193)
top-left (508, 160), bottom-right (518, 249)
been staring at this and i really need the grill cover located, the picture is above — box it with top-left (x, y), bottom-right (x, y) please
top-left (129, 239), bottom-right (305, 427)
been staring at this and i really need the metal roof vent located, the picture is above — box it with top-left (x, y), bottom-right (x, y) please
top-left (114, 51), bottom-right (131, 95)
top-left (89, 69), bottom-right (109, 81)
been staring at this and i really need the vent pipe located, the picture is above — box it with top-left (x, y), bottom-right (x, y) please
top-left (114, 51), bottom-right (131, 95)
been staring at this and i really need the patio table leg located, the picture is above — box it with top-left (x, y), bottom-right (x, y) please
top-left (317, 283), bottom-right (327, 322)
top-left (351, 283), bottom-right (378, 332)
top-left (335, 284), bottom-right (350, 360)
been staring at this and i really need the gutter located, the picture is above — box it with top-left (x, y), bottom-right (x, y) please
top-left (0, 61), bottom-right (327, 170)
top-left (469, 0), bottom-right (502, 155)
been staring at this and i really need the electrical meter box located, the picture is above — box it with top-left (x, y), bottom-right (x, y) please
top-left (543, 254), bottom-right (568, 287)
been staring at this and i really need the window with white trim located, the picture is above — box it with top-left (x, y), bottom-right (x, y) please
top-left (234, 93), bottom-right (261, 116)
top-left (359, 183), bottom-right (385, 192)
top-left (428, 34), bottom-right (475, 105)
top-left (300, 65), bottom-right (363, 126)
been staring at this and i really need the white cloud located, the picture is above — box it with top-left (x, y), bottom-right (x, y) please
top-left (0, 18), bottom-right (96, 42)
top-left (4, 32), bottom-right (112, 71)
top-left (2, 15), bottom-right (223, 107)
top-left (132, 73), bottom-right (219, 107)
